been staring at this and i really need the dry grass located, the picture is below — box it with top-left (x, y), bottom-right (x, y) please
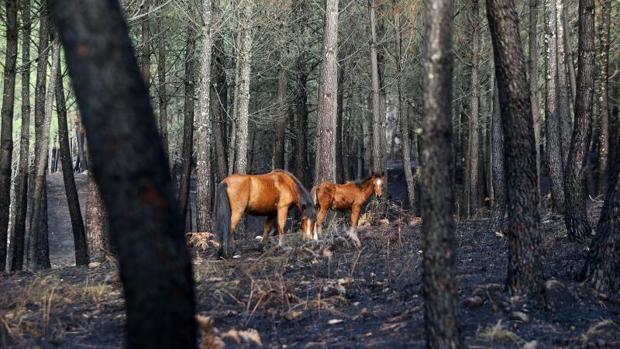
top-left (580, 319), bottom-right (618, 344)
top-left (478, 320), bottom-right (524, 346)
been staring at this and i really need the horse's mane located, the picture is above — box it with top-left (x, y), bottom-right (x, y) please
top-left (272, 170), bottom-right (316, 218)
top-left (354, 173), bottom-right (382, 188)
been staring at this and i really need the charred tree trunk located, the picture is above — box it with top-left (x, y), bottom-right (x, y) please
top-left (544, 0), bottom-right (566, 213)
top-left (86, 170), bottom-right (109, 262)
top-left (394, 0), bottom-right (415, 209)
top-left (564, 0), bottom-right (595, 241)
top-left (528, 0), bottom-right (542, 201)
top-left (233, 0), bottom-right (254, 174)
top-left (56, 66), bottom-right (89, 266)
top-left (336, 60), bottom-right (346, 182)
top-left (369, 0), bottom-right (383, 175)
top-left (30, 37), bottom-right (61, 270)
top-left (490, 82), bottom-right (506, 228)
top-left (273, 0), bottom-right (291, 170)
top-left (157, 1), bottom-right (169, 163)
top-left (556, 0), bottom-right (572, 164)
top-left (466, 0), bottom-right (481, 217)
top-left (0, 0), bottom-right (18, 271)
top-left (50, 0), bottom-right (197, 346)
top-left (140, 0), bottom-right (151, 88)
top-left (196, 0), bottom-right (214, 232)
top-left (178, 25), bottom-right (196, 229)
top-left (420, 0), bottom-right (463, 347)
top-left (314, 0), bottom-right (339, 184)
top-left (212, 31), bottom-right (228, 181)
top-left (10, 0), bottom-right (32, 271)
top-left (292, 0), bottom-right (310, 187)
top-left (486, 0), bottom-right (544, 296)
top-left (596, 0), bottom-right (611, 194)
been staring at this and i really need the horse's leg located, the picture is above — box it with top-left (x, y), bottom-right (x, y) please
top-left (276, 206), bottom-right (289, 247)
top-left (262, 215), bottom-right (276, 242)
top-left (315, 206), bottom-right (328, 239)
top-left (347, 205), bottom-right (362, 248)
top-left (229, 209), bottom-right (244, 251)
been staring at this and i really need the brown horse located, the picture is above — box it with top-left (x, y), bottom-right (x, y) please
top-left (214, 170), bottom-right (316, 258)
top-left (311, 173), bottom-right (385, 247)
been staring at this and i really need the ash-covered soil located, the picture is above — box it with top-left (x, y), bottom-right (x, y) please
top-left (2, 199), bottom-right (619, 348)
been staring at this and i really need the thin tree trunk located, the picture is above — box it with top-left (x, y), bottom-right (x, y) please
top-left (196, 0), bottom-right (213, 232)
top-left (467, 0), bottom-right (481, 217)
top-left (56, 66), bottom-right (89, 266)
top-left (486, 0), bottom-right (544, 296)
top-left (292, 0), bottom-right (310, 186)
top-left (140, 0), bottom-right (151, 88)
top-left (564, 0), bottom-right (595, 241)
top-left (212, 32), bottom-right (228, 181)
top-left (544, 0), bottom-right (566, 213)
top-left (273, 0), bottom-right (291, 170)
top-left (314, 0), bottom-right (339, 184)
top-left (86, 171), bottom-right (109, 262)
top-left (556, 0), bottom-right (572, 165)
top-left (336, 60), bottom-right (345, 182)
top-left (596, 0), bottom-right (611, 194)
top-left (0, 0), bottom-right (19, 271)
top-left (421, 0), bottom-right (463, 347)
top-left (561, 6), bottom-right (577, 109)
top-left (369, 0), bottom-right (383, 175)
top-left (50, 0), bottom-right (197, 345)
top-left (529, 0), bottom-right (542, 201)
top-left (30, 37), bottom-right (61, 270)
top-left (157, 0), bottom-right (169, 163)
top-left (233, 0), bottom-right (254, 175)
top-left (178, 24), bottom-right (196, 229)
top-left (10, 0), bottom-right (31, 271)
top-left (394, 0), bottom-right (415, 209)
top-left (490, 82), bottom-right (506, 228)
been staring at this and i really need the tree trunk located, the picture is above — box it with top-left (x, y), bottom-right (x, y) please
top-left (544, 0), bottom-right (566, 213)
top-left (56, 66), bottom-right (89, 266)
top-left (212, 30), bottom-right (228, 181)
top-left (178, 24), bottom-right (196, 229)
top-left (233, 0), bottom-right (254, 174)
top-left (420, 1), bottom-right (463, 347)
top-left (314, 0), bottom-right (339, 184)
top-left (10, 0), bottom-right (31, 271)
top-left (486, 0), bottom-right (543, 296)
top-left (596, 0), bottom-right (611, 194)
top-left (581, 125), bottom-right (619, 293)
top-left (292, 0), bottom-right (310, 187)
top-left (50, 1), bottom-right (197, 346)
top-left (30, 37), bottom-right (60, 270)
top-left (561, 9), bottom-right (577, 105)
top-left (196, 0), bottom-right (213, 232)
top-left (0, 0), bottom-right (18, 271)
top-left (140, 0), bottom-right (151, 88)
top-left (394, 0), bottom-right (415, 209)
top-left (86, 171), bottom-right (109, 262)
top-left (466, 0), bottom-right (481, 217)
top-left (273, 0), bottom-right (291, 170)
top-left (157, 0), bottom-right (169, 163)
top-left (336, 60), bottom-right (346, 182)
top-left (564, 0), bottom-right (595, 241)
top-left (556, 0), bottom-right (572, 165)
top-left (528, 0), bottom-right (542, 201)
top-left (369, 0), bottom-right (383, 175)
top-left (490, 82), bottom-right (506, 227)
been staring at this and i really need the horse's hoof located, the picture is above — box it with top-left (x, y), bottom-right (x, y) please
top-left (233, 254), bottom-right (241, 259)
top-left (255, 235), bottom-right (263, 241)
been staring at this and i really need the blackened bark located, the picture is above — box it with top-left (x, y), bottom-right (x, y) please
top-left (314, 0), bottom-right (339, 184)
top-left (564, 0), bottom-right (595, 241)
top-left (491, 82), bottom-right (506, 226)
top-left (272, 0), bottom-right (291, 170)
top-left (10, 0), bottom-right (32, 271)
top-left (0, 0), bottom-right (19, 271)
top-left (212, 31), bottom-right (228, 181)
top-left (336, 60), bottom-right (345, 182)
top-left (421, 0), bottom-right (463, 347)
top-left (556, 0), bottom-right (572, 163)
top-left (56, 66), bottom-right (89, 266)
top-left (178, 25), bottom-right (196, 228)
top-left (596, 0), bottom-right (611, 194)
top-left (467, 0), bottom-right (482, 217)
top-left (140, 0), bottom-right (151, 88)
top-left (581, 131), bottom-right (619, 293)
top-left (528, 0), bottom-right (542, 200)
top-left (30, 37), bottom-right (60, 270)
top-left (49, 0), bottom-right (197, 346)
top-left (86, 171), bottom-right (109, 262)
top-left (157, 0), bottom-right (169, 163)
top-left (486, 0), bottom-right (543, 296)
top-left (544, 0), bottom-right (566, 213)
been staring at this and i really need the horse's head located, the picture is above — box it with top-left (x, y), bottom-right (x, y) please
top-left (372, 173), bottom-right (385, 197)
top-left (299, 203), bottom-right (317, 240)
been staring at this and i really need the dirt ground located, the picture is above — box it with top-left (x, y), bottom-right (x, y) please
top-left (1, 171), bottom-right (619, 348)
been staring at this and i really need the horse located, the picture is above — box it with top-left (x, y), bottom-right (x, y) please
top-left (214, 170), bottom-right (316, 258)
top-left (311, 173), bottom-right (385, 247)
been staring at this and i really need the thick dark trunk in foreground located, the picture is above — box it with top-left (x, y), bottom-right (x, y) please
top-left (564, 0), bottom-right (595, 241)
top-left (56, 67), bottom-right (89, 266)
top-left (49, 1), bottom-right (196, 347)
top-left (0, 0), bottom-right (19, 271)
top-left (581, 133), bottom-right (620, 293)
top-left (10, 0), bottom-right (32, 271)
top-left (420, 0), bottom-right (463, 347)
top-left (486, 0), bottom-right (543, 296)
top-left (178, 24), bottom-right (196, 228)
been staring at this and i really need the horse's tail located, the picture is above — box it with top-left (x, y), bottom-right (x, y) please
top-left (310, 185), bottom-right (318, 206)
top-left (215, 182), bottom-right (232, 258)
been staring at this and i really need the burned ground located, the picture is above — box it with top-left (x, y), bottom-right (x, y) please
top-left (1, 173), bottom-right (619, 348)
